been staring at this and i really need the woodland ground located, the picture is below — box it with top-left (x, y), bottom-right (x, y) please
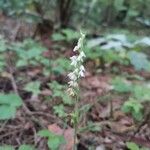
top-left (0, 15), bottom-right (150, 150)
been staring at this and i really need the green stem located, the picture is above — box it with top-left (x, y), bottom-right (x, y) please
top-left (73, 93), bottom-right (79, 150)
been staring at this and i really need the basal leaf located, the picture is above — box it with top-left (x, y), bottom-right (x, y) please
top-left (19, 145), bottom-right (36, 150)
top-left (0, 105), bottom-right (16, 120)
top-left (0, 93), bottom-right (22, 107)
top-left (0, 145), bottom-right (15, 150)
top-left (126, 142), bottom-right (140, 150)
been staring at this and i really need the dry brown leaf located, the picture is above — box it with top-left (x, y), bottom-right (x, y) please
top-left (110, 122), bottom-right (136, 134)
top-left (40, 89), bottom-right (52, 96)
top-left (81, 76), bottom-right (112, 96)
top-left (27, 68), bottom-right (42, 77)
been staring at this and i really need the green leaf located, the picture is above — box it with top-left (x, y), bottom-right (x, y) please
top-left (0, 36), bottom-right (7, 52)
top-left (61, 94), bottom-right (73, 105)
top-left (52, 33), bottom-right (66, 41)
top-left (18, 145), bottom-right (36, 150)
top-left (0, 93), bottom-right (22, 120)
top-left (16, 59), bottom-right (28, 67)
top-left (126, 142), bottom-right (140, 150)
top-left (0, 145), bottom-right (15, 150)
top-left (0, 93), bottom-right (22, 107)
top-left (0, 105), bottom-right (16, 120)
top-left (61, 29), bottom-right (79, 41)
top-left (24, 81), bottom-right (41, 96)
top-left (49, 81), bottom-right (63, 91)
top-left (128, 51), bottom-right (150, 71)
top-left (122, 98), bottom-right (143, 121)
top-left (112, 77), bottom-right (132, 93)
top-left (114, 0), bottom-right (127, 11)
top-left (52, 29), bottom-right (79, 42)
top-left (37, 130), bottom-right (51, 138)
top-left (127, 9), bottom-right (139, 17)
top-left (38, 130), bottom-right (65, 150)
top-left (53, 105), bottom-right (67, 117)
top-left (47, 135), bottom-right (65, 150)
top-left (133, 85), bottom-right (150, 102)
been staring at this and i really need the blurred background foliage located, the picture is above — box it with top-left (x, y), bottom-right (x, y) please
top-left (0, 0), bottom-right (150, 29)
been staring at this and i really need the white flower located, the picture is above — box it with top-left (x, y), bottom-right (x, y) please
top-left (68, 81), bottom-right (78, 87)
top-left (73, 45), bottom-right (80, 51)
top-left (68, 72), bottom-right (77, 81)
top-left (80, 65), bottom-right (85, 71)
top-left (67, 31), bottom-right (86, 93)
top-left (79, 65), bottom-right (85, 77)
top-left (77, 51), bottom-right (86, 62)
top-left (70, 56), bottom-right (78, 66)
top-left (67, 88), bottom-right (75, 96)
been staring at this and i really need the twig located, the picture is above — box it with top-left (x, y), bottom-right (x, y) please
top-left (6, 52), bottom-right (32, 115)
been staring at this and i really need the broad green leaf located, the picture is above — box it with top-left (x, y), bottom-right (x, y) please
top-left (133, 85), bottom-right (150, 101)
top-left (49, 81), bottom-right (63, 91)
top-left (0, 36), bottom-right (7, 52)
top-left (16, 59), bottom-right (28, 67)
top-left (135, 37), bottom-right (150, 46)
top-left (0, 145), bottom-right (15, 150)
top-left (61, 29), bottom-right (79, 41)
top-left (127, 9), bottom-right (139, 17)
top-left (47, 135), bottom-right (65, 150)
top-left (114, 0), bottom-right (126, 11)
top-left (53, 105), bottom-right (67, 117)
top-left (0, 105), bottom-right (16, 120)
top-left (38, 130), bottom-right (65, 150)
top-left (0, 93), bottom-right (22, 107)
top-left (122, 98), bottom-right (143, 121)
top-left (18, 145), bottom-right (36, 150)
top-left (37, 130), bottom-right (51, 137)
top-left (112, 77), bottom-right (132, 93)
top-left (24, 81), bottom-right (41, 96)
top-left (128, 51), bottom-right (150, 71)
top-left (61, 94), bottom-right (73, 105)
top-left (52, 33), bottom-right (66, 41)
top-left (126, 142), bottom-right (140, 150)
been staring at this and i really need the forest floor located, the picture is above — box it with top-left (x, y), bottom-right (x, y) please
top-left (0, 16), bottom-right (150, 150)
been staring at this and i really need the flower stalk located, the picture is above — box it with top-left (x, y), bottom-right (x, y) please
top-left (67, 31), bottom-right (86, 150)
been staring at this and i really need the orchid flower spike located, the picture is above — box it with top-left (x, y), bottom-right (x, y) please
top-left (67, 31), bottom-right (86, 96)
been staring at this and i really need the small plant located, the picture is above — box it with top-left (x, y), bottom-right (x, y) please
top-left (53, 104), bottom-right (67, 118)
top-left (111, 77), bottom-right (133, 93)
top-left (122, 98), bottom-right (143, 121)
top-left (24, 81), bottom-right (41, 96)
top-left (38, 130), bottom-right (65, 150)
top-left (13, 39), bottom-right (47, 68)
top-left (67, 31), bottom-right (86, 150)
top-left (0, 93), bottom-right (22, 120)
top-left (51, 58), bottom-right (71, 75)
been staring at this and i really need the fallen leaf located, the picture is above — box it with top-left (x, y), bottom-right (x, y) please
top-left (110, 122), bottom-right (136, 134)
top-left (40, 89), bottom-right (52, 96)
top-left (27, 68), bottom-right (42, 77)
top-left (81, 76), bottom-right (112, 96)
